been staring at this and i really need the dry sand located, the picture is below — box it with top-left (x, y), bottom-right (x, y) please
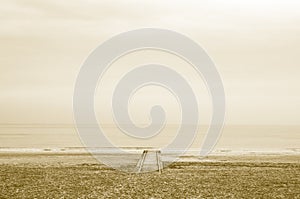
top-left (0, 153), bottom-right (299, 198)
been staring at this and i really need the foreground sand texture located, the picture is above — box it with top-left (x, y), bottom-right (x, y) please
top-left (0, 154), bottom-right (299, 198)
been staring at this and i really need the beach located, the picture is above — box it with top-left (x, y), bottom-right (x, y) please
top-left (0, 125), bottom-right (299, 198)
top-left (0, 152), bottom-right (299, 198)
top-left (0, 124), bottom-right (299, 198)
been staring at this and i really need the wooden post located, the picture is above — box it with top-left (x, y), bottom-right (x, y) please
top-left (136, 149), bottom-right (163, 173)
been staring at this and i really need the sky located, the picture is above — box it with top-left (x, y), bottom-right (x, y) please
top-left (1, 0), bottom-right (300, 126)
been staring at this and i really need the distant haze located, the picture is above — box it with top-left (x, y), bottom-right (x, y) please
top-left (0, 1), bottom-right (300, 128)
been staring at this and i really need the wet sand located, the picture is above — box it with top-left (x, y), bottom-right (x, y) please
top-left (0, 154), bottom-right (299, 198)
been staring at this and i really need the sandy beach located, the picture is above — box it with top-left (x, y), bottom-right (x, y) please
top-left (0, 125), bottom-right (299, 198)
top-left (0, 152), bottom-right (299, 198)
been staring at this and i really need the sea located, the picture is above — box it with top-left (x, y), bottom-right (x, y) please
top-left (0, 124), bottom-right (299, 155)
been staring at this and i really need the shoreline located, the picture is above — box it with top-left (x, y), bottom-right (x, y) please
top-left (0, 152), bottom-right (299, 166)
top-left (0, 147), bottom-right (299, 156)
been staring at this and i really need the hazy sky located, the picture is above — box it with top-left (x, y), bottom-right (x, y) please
top-left (1, 0), bottom-right (300, 125)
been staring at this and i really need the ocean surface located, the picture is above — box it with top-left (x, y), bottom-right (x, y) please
top-left (0, 125), bottom-right (299, 155)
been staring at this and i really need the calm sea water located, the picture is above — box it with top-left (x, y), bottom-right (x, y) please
top-left (0, 125), bottom-right (299, 154)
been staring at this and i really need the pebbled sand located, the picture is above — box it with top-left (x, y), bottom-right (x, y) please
top-left (0, 154), bottom-right (299, 198)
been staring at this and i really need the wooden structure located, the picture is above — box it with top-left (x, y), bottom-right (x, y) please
top-left (136, 149), bottom-right (163, 173)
